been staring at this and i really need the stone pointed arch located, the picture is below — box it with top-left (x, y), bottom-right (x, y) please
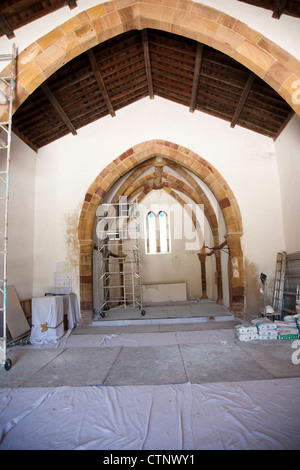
top-left (0, 0), bottom-right (300, 121)
top-left (79, 139), bottom-right (244, 320)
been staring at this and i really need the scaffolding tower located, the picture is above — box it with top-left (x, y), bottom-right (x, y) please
top-left (0, 45), bottom-right (16, 371)
top-left (95, 202), bottom-right (145, 319)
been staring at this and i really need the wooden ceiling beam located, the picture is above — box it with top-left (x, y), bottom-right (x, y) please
top-left (231, 72), bottom-right (255, 128)
top-left (190, 43), bottom-right (204, 113)
top-left (0, 11), bottom-right (15, 39)
top-left (142, 30), bottom-right (154, 99)
top-left (273, 110), bottom-right (294, 140)
top-left (40, 82), bottom-right (77, 135)
top-left (66, 0), bottom-right (78, 9)
top-left (87, 49), bottom-right (116, 117)
top-left (272, 0), bottom-right (287, 19)
top-left (12, 125), bottom-right (38, 153)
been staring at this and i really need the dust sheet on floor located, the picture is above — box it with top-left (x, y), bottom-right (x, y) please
top-left (0, 378), bottom-right (299, 450)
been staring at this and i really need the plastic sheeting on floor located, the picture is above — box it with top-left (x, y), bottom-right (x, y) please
top-left (0, 378), bottom-right (299, 450)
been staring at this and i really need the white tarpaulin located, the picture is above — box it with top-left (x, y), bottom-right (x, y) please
top-left (0, 378), bottom-right (299, 450)
top-left (30, 296), bottom-right (64, 345)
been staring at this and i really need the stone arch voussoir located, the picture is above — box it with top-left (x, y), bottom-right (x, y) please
top-left (1, 0), bottom-right (300, 120)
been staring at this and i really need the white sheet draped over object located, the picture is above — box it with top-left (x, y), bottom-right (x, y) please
top-left (30, 297), bottom-right (64, 345)
top-left (63, 293), bottom-right (80, 329)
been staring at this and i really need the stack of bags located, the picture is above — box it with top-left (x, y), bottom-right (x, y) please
top-left (234, 324), bottom-right (259, 342)
top-left (275, 316), bottom-right (299, 340)
top-left (296, 299), bottom-right (300, 316)
top-left (251, 318), bottom-right (278, 340)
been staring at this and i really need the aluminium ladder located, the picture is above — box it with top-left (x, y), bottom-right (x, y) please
top-left (0, 44), bottom-right (16, 371)
top-left (272, 251), bottom-right (287, 318)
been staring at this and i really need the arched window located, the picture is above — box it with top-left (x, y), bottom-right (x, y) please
top-left (146, 211), bottom-right (157, 254)
top-left (146, 211), bottom-right (170, 254)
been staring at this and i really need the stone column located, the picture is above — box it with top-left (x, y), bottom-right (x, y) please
top-left (225, 232), bottom-right (244, 316)
top-left (79, 239), bottom-right (94, 324)
top-left (197, 245), bottom-right (208, 299)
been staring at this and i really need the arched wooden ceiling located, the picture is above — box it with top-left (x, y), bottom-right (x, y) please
top-left (1, 1), bottom-right (296, 150)
top-left (12, 28), bottom-right (294, 150)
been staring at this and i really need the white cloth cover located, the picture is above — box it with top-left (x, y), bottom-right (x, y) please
top-left (30, 297), bottom-right (64, 345)
top-left (0, 379), bottom-right (299, 450)
top-left (63, 294), bottom-right (80, 329)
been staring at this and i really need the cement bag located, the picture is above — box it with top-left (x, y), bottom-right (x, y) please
top-left (278, 330), bottom-right (299, 340)
top-left (235, 331), bottom-right (259, 342)
top-left (258, 329), bottom-right (278, 337)
top-left (235, 325), bottom-right (257, 335)
top-left (259, 331), bottom-right (278, 340)
top-left (275, 320), bottom-right (297, 329)
top-left (255, 320), bottom-right (277, 332)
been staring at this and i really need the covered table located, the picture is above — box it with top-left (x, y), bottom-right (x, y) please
top-left (30, 296), bottom-right (64, 345)
top-left (63, 293), bottom-right (80, 329)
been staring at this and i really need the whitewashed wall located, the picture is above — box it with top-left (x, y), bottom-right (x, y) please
top-left (7, 134), bottom-right (36, 300)
top-left (274, 114), bottom-right (300, 254)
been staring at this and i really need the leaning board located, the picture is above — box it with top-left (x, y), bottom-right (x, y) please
top-left (5, 285), bottom-right (30, 339)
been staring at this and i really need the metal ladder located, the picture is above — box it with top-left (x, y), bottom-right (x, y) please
top-left (272, 251), bottom-right (287, 318)
top-left (0, 44), bottom-right (16, 371)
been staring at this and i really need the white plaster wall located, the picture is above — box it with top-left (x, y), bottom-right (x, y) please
top-left (31, 96), bottom-right (285, 316)
top-left (7, 134), bottom-right (36, 300)
top-left (274, 114), bottom-right (300, 254)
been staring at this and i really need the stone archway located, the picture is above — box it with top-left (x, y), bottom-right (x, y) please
top-left (79, 140), bottom-right (244, 321)
top-left (1, 0), bottom-right (300, 121)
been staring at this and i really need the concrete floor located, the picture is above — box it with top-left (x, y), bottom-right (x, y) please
top-left (1, 301), bottom-right (300, 388)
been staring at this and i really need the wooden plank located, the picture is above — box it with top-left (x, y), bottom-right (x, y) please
top-left (40, 82), bottom-right (77, 135)
top-left (4, 286), bottom-right (30, 339)
top-left (190, 43), bottom-right (203, 113)
top-left (231, 72), bottom-right (255, 128)
top-left (87, 49), bottom-right (116, 117)
top-left (142, 29), bottom-right (154, 99)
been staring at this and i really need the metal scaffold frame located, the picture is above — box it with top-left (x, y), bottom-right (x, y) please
top-left (94, 202), bottom-right (145, 319)
top-left (0, 44), bottom-right (16, 371)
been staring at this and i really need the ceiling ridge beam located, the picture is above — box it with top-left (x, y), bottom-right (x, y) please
top-left (87, 49), bottom-right (115, 117)
top-left (230, 72), bottom-right (255, 128)
top-left (40, 82), bottom-right (77, 135)
top-left (190, 43), bottom-right (203, 113)
top-left (142, 29), bottom-right (154, 99)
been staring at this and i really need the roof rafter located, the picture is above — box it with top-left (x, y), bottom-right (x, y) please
top-left (66, 0), bottom-right (78, 9)
top-left (272, 0), bottom-right (288, 19)
top-left (142, 29), bottom-right (154, 99)
top-left (0, 11), bottom-right (14, 39)
top-left (40, 82), bottom-right (77, 135)
top-left (87, 49), bottom-right (116, 117)
top-left (190, 43), bottom-right (203, 113)
top-left (231, 72), bottom-right (255, 128)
